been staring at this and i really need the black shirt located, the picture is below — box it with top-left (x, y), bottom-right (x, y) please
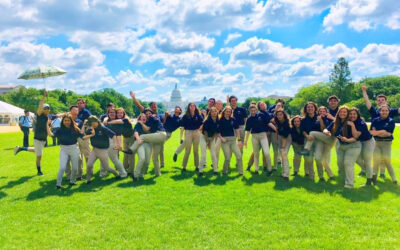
top-left (179, 114), bottom-right (203, 130)
top-left (327, 122), bottom-right (354, 145)
top-left (146, 116), bottom-right (165, 133)
top-left (232, 106), bottom-right (247, 126)
top-left (219, 117), bottom-right (239, 137)
top-left (371, 117), bottom-right (395, 141)
top-left (134, 123), bottom-right (147, 135)
top-left (291, 127), bottom-right (305, 145)
top-left (202, 118), bottom-right (219, 138)
top-left (301, 115), bottom-right (318, 135)
top-left (369, 107), bottom-right (399, 119)
top-left (329, 107), bottom-right (338, 117)
top-left (34, 114), bottom-right (48, 141)
top-left (277, 121), bottom-right (291, 138)
top-left (354, 119), bottom-right (372, 142)
top-left (245, 114), bottom-right (268, 134)
top-left (54, 127), bottom-right (83, 145)
top-left (89, 125), bottom-right (115, 149)
top-left (164, 115), bottom-right (181, 133)
top-left (78, 108), bottom-right (91, 121)
top-left (258, 110), bottom-right (273, 132)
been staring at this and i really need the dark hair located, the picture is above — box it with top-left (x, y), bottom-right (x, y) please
top-left (229, 95), bottom-right (237, 103)
top-left (332, 106), bottom-right (349, 136)
top-left (61, 113), bottom-right (80, 133)
top-left (275, 109), bottom-right (290, 129)
top-left (302, 102), bottom-right (318, 117)
top-left (24, 110), bottom-right (29, 113)
top-left (275, 98), bottom-right (286, 105)
top-left (256, 101), bottom-right (266, 111)
top-left (175, 106), bottom-right (182, 114)
top-left (69, 105), bottom-right (78, 111)
top-left (107, 102), bottom-right (114, 108)
top-left (290, 115), bottom-right (302, 128)
top-left (208, 98), bottom-right (216, 103)
top-left (184, 102), bottom-right (200, 117)
top-left (77, 98), bottom-right (85, 103)
top-left (149, 101), bottom-right (156, 107)
top-left (143, 108), bottom-right (154, 114)
top-left (327, 95), bottom-right (340, 103)
top-left (377, 94), bottom-right (387, 101)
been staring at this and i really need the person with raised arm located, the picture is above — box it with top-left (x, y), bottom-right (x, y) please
top-left (14, 90), bottom-right (50, 176)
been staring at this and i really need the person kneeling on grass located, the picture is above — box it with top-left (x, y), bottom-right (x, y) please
top-left (85, 116), bottom-right (121, 184)
top-left (46, 113), bottom-right (94, 189)
top-left (14, 90), bottom-right (49, 176)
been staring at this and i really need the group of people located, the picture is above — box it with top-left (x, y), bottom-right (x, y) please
top-left (14, 85), bottom-right (398, 190)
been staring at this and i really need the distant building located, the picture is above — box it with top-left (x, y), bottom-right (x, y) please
top-left (0, 84), bottom-right (21, 95)
top-left (164, 84), bottom-right (187, 112)
top-left (195, 96), bottom-right (208, 107)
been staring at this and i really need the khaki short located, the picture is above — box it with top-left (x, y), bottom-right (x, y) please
top-left (34, 139), bottom-right (46, 156)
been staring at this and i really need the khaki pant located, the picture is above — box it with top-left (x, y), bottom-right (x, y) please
top-left (336, 141), bottom-right (362, 188)
top-left (308, 131), bottom-right (336, 178)
top-left (251, 132), bottom-right (271, 172)
top-left (86, 148), bottom-right (119, 181)
top-left (356, 138), bottom-right (375, 179)
top-left (134, 142), bottom-right (151, 178)
top-left (175, 134), bottom-right (186, 155)
top-left (107, 139), bottom-right (127, 177)
top-left (130, 132), bottom-right (167, 152)
top-left (182, 130), bottom-right (201, 169)
top-left (160, 132), bottom-right (172, 167)
top-left (199, 134), bottom-right (218, 172)
top-left (269, 132), bottom-right (280, 169)
top-left (151, 142), bottom-right (163, 176)
top-left (33, 139), bottom-right (46, 157)
top-left (221, 136), bottom-right (243, 174)
top-left (303, 137), bottom-right (316, 180)
top-left (123, 136), bottom-right (135, 173)
top-left (291, 142), bottom-right (306, 174)
top-left (373, 140), bottom-right (397, 182)
top-left (238, 125), bottom-right (245, 155)
top-left (58, 144), bottom-right (80, 186)
top-left (278, 135), bottom-right (291, 177)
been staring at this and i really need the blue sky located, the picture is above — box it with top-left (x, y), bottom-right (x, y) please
top-left (0, 0), bottom-right (399, 102)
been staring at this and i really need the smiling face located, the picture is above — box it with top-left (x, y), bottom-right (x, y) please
top-left (306, 104), bottom-right (315, 115)
top-left (224, 107), bottom-right (232, 119)
top-left (380, 106), bottom-right (389, 119)
top-left (108, 109), bottom-right (116, 119)
top-left (150, 102), bottom-right (157, 112)
top-left (230, 97), bottom-right (237, 106)
top-left (210, 108), bottom-right (218, 118)
top-left (318, 108), bottom-right (327, 117)
top-left (377, 96), bottom-right (387, 106)
top-left (63, 117), bottom-right (71, 128)
top-left (259, 102), bottom-right (266, 111)
top-left (216, 101), bottom-right (223, 111)
top-left (138, 114), bottom-right (147, 123)
top-left (77, 100), bottom-right (85, 110)
top-left (145, 110), bottom-right (152, 118)
top-left (249, 107), bottom-right (257, 116)
top-left (174, 107), bottom-right (182, 116)
top-left (349, 110), bottom-right (358, 122)
top-left (338, 108), bottom-right (348, 120)
top-left (328, 98), bottom-right (339, 110)
top-left (275, 103), bottom-right (283, 110)
top-left (276, 111), bottom-right (284, 122)
top-left (189, 103), bottom-right (196, 113)
top-left (116, 110), bottom-right (125, 119)
top-left (208, 99), bottom-right (215, 107)
top-left (293, 117), bottom-right (301, 128)
top-left (70, 107), bottom-right (79, 117)
top-left (91, 121), bottom-right (99, 128)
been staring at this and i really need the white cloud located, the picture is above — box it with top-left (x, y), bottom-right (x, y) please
top-left (224, 33), bottom-right (242, 45)
top-left (323, 0), bottom-right (400, 32)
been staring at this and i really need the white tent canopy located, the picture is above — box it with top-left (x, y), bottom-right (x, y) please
top-left (0, 101), bottom-right (30, 125)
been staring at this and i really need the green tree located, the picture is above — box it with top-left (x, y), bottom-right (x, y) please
top-left (329, 57), bottom-right (353, 103)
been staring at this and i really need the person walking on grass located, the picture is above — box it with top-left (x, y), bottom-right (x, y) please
top-left (324, 106), bottom-right (361, 189)
top-left (18, 110), bottom-right (32, 148)
top-left (370, 105), bottom-right (397, 185)
top-left (14, 90), bottom-right (49, 176)
top-left (85, 116), bottom-right (121, 184)
top-left (46, 113), bottom-right (94, 189)
top-left (219, 106), bottom-right (243, 175)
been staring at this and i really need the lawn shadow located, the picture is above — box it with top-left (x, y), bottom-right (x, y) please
top-left (170, 167), bottom-right (196, 181)
top-left (0, 175), bottom-right (35, 194)
top-left (25, 175), bottom-right (126, 201)
top-left (117, 176), bottom-right (157, 188)
top-left (242, 171), bottom-right (270, 186)
top-left (0, 191), bottom-right (6, 199)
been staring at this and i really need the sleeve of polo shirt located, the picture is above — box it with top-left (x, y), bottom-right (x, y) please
top-left (370, 118), bottom-right (378, 130)
top-left (102, 125), bottom-right (116, 138)
top-left (390, 108), bottom-right (399, 117)
top-left (369, 107), bottom-right (378, 118)
top-left (326, 122), bottom-right (334, 132)
top-left (233, 118), bottom-right (239, 129)
top-left (387, 119), bottom-right (395, 133)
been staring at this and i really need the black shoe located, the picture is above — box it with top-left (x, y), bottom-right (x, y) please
top-left (132, 176), bottom-right (138, 182)
top-left (37, 171), bottom-right (44, 176)
top-left (380, 173), bottom-right (386, 179)
top-left (305, 173), bottom-right (309, 177)
top-left (254, 171), bottom-right (259, 175)
top-left (278, 161), bottom-right (282, 166)
top-left (160, 165), bottom-right (164, 169)
top-left (363, 178), bottom-right (373, 186)
top-left (115, 175), bottom-right (122, 180)
top-left (213, 171), bottom-right (218, 175)
top-left (122, 150), bottom-right (133, 155)
top-left (282, 176), bottom-right (289, 181)
top-left (372, 175), bottom-right (378, 185)
top-left (263, 166), bottom-right (267, 171)
top-left (69, 182), bottom-right (76, 186)
top-left (195, 167), bottom-right (199, 172)
top-left (329, 176), bottom-right (335, 181)
top-left (319, 177), bottom-right (326, 182)
top-left (173, 153), bottom-right (178, 162)
top-left (56, 185), bottom-right (62, 189)
top-left (76, 177), bottom-right (83, 181)
top-left (14, 146), bottom-right (22, 155)
top-left (181, 168), bottom-right (186, 173)
top-left (358, 171), bottom-right (366, 177)
top-left (266, 171), bottom-right (272, 177)
top-left (87, 181), bottom-right (91, 185)
top-left (246, 166), bottom-right (251, 171)
top-left (394, 181), bottom-right (398, 185)
top-left (198, 172), bottom-right (203, 177)
top-left (291, 172), bottom-right (298, 176)
top-left (271, 169), bottom-right (277, 172)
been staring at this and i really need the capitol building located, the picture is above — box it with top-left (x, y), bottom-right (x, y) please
top-left (164, 84), bottom-right (188, 112)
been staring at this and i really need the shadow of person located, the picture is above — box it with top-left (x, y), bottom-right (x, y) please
top-left (118, 176), bottom-right (157, 188)
top-left (242, 171), bottom-right (270, 186)
top-left (170, 167), bottom-right (196, 181)
top-left (0, 175), bottom-right (35, 191)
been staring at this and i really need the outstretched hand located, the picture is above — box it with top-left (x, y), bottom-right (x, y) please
top-left (361, 85), bottom-right (368, 92)
top-left (129, 91), bottom-right (135, 99)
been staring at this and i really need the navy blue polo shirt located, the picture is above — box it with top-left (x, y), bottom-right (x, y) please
top-left (291, 127), bottom-right (305, 145)
top-left (100, 113), bottom-right (107, 122)
top-left (326, 122), bottom-right (354, 145)
top-left (90, 125), bottom-right (115, 149)
top-left (133, 123), bottom-right (146, 135)
top-left (258, 110), bottom-right (273, 132)
top-left (301, 115), bottom-right (318, 135)
top-left (369, 107), bottom-right (399, 119)
top-left (371, 117), bottom-right (395, 141)
top-left (75, 118), bottom-right (83, 129)
top-left (54, 127), bottom-right (83, 145)
top-left (34, 114), bottom-right (48, 141)
top-left (78, 108), bottom-right (91, 121)
top-left (232, 106), bottom-right (247, 126)
top-left (268, 105), bottom-right (276, 114)
top-left (314, 116), bottom-right (334, 131)
top-left (179, 114), bottom-right (203, 130)
top-left (164, 115), bottom-right (181, 133)
top-left (106, 120), bottom-right (123, 136)
top-left (329, 107), bottom-right (338, 117)
top-left (121, 118), bottom-right (134, 137)
top-left (202, 118), bottom-right (219, 138)
top-left (354, 119), bottom-right (372, 142)
top-left (219, 117), bottom-right (239, 137)
top-left (245, 114), bottom-right (268, 134)
top-left (277, 121), bottom-right (291, 138)
top-left (146, 116), bottom-right (165, 133)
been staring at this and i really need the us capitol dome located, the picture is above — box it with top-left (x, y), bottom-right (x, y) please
top-left (164, 84), bottom-right (187, 112)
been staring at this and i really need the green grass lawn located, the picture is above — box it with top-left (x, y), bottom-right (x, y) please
top-left (0, 130), bottom-right (399, 249)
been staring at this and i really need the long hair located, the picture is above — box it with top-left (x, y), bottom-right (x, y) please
top-left (302, 102), bottom-right (318, 117)
top-left (61, 113), bottom-right (80, 133)
top-left (349, 107), bottom-right (362, 121)
top-left (184, 102), bottom-right (200, 117)
top-left (332, 106), bottom-right (349, 136)
top-left (290, 115), bottom-right (302, 128)
top-left (275, 109), bottom-right (290, 129)
top-left (318, 105), bottom-right (328, 114)
top-left (204, 107), bottom-right (219, 123)
top-left (256, 101), bottom-right (266, 111)
top-left (219, 105), bottom-right (233, 120)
